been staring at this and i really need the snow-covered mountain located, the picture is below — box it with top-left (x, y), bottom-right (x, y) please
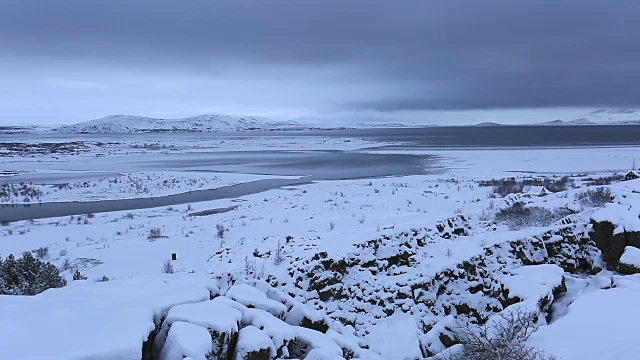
top-left (53, 114), bottom-right (340, 134)
top-left (529, 109), bottom-right (640, 126)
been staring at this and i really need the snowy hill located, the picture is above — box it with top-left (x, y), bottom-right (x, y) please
top-left (53, 114), bottom-right (339, 134)
top-left (534, 119), bottom-right (597, 126)
top-left (473, 122), bottom-right (503, 127)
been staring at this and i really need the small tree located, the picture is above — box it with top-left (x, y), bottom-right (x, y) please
top-left (0, 252), bottom-right (67, 295)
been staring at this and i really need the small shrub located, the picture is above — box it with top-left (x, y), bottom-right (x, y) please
top-left (148, 227), bottom-right (162, 239)
top-left (95, 275), bottom-right (109, 282)
top-left (273, 240), bottom-right (285, 265)
top-left (161, 260), bottom-right (174, 274)
top-left (216, 224), bottom-right (225, 239)
top-left (61, 258), bottom-right (72, 271)
top-left (244, 257), bottom-right (257, 274)
top-left (34, 246), bottom-right (49, 259)
top-left (582, 174), bottom-right (623, 186)
top-left (73, 269), bottom-right (87, 280)
top-left (59, 249), bottom-right (67, 257)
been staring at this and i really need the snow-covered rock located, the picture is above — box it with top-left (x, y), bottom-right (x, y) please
top-left (618, 246), bottom-right (640, 274)
top-left (153, 297), bottom-right (242, 359)
top-left (0, 275), bottom-right (218, 360)
top-left (226, 283), bottom-right (288, 318)
top-left (590, 193), bottom-right (640, 269)
top-left (235, 326), bottom-right (275, 360)
top-left (159, 321), bottom-right (213, 360)
top-left (501, 264), bottom-right (566, 307)
top-left (366, 312), bottom-right (423, 360)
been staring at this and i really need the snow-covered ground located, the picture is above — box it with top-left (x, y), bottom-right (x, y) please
top-left (2, 133), bottom-right (640, 359)
top-left (0, 171), bottom-right (297, 203)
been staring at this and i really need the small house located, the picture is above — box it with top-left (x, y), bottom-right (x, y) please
top-left (522, 185), bottom-right (553, 197)
top-left (625, 170), bottom-right (640, 181)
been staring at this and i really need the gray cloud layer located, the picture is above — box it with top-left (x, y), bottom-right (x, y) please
top-left (1, 1), bottom-right (639, 122)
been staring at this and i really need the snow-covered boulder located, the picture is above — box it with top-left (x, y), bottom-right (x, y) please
top-left (241, 308), bottom-right (297, 357)
top-left (590, 199), bottom-right (640, 269)
top-left (226, 283), bottom-right (288, 318)
top-left (500, 264), bottom-right (566, 316)
top-left (286, 303), bottom-right (329, 333)
top-left (235, 326), bottom-right (275, 360)
top-left (366, 313), bottom-right (423, 360)
top-left (154, 298), bottom-right (243, 360)
top-left (618, 246), bottom-right (640, 274)
top-left (159, 321), bottom-right (213, 360)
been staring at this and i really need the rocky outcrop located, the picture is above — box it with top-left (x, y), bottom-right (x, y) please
top-left (279, 215), bottom-right (595, 357)
top-left (147, 281), bottom-right (382, 360)
top-left (590, 220), bottom-right (640, 270)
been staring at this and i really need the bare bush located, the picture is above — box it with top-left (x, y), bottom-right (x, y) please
top-left (61, 258), bottom-right (72, 271)
top-left (494, 203), bottom-right (570, 230)
top-left (439, 309), bottom-right (558, 360)
top-left (445, 247), bottom-right (453, 258)
top-left (216, 223), bottom-right (225, 239)
top-left (582, 174), bottom-right (623, 186)
top-left (273, 240), bottom-right (285, 265)
top-left (34, 246), bottom-right (49, 259)
top-left (244, 257), bottom-right (257, 274)
top-left (576, 187), bottom-right (612, 207)
top-left (161, 260), bottom-right (174, 274)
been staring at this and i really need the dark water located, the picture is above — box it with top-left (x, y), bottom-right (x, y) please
top-left (5, 125), bottom-right (640, 148)
top-left (324, 125), bottom-right (640, 148)
top-left (0, 178), bottom-right (311, 222)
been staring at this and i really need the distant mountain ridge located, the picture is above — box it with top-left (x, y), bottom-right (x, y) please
top-left (473, 109), bottom-right (640, 127)
top-left (53, 114), bottom-right (347, 134)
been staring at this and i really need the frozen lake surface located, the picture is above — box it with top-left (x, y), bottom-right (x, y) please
top-left (3, 125), bottom-right (640, 221)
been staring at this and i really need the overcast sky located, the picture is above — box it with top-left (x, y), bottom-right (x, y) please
top-left (1, 1), bottom-right (639, 125)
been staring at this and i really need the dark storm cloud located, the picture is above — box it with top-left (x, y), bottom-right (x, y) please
top-left (1, 0), bottom-right (640, 118)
